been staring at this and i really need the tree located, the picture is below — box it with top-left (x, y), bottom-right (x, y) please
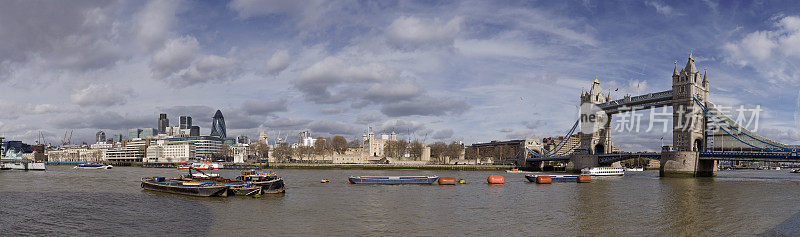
top-left (409, 140), bottom-right (425, 160)
top-left (445, 142), bottom-right (463, 161)
top-left (213, 144), bottom-right (234, 161)
top-left (347, 140), bottom-right (361, 148)
top-left (383, 141), bottom-right (398, 158)
top-left (251, 141), bottom-right (269, 159)
top-left (314, 137), bottom-right (327, 157)
top-left (429, 142), bottom-right (447, 163)
top-left (395, 140), bottom-right (408, 159)
top-left (273, 143), bottom-right (292, 162)
top-left (332, 136), bottom-right (348, 154)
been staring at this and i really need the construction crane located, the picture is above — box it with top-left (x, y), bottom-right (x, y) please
top-left (36, 131), bottom-right (46, 146)
top-left (61, 130), bottom-right (73, 146)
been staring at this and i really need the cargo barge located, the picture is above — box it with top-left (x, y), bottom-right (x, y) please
top-left (348, 176), bottom-right (439, 184)
top-left (141, 177), bottom-right (229, 197)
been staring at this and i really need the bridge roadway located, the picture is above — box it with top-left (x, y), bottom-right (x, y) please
top-left (527, 151), bottom-right (800, 164)
top-left (598, 90), bottom-right (673, 114)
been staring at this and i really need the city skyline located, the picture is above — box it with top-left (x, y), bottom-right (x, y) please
top-left (2, 1), bottom-right (800, 151)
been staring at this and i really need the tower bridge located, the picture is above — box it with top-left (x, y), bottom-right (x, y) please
top-left (526, 53), bottom-right (800, 177)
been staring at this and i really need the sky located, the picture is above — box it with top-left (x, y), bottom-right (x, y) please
top-left (2, 0), bottom-right (800, 151)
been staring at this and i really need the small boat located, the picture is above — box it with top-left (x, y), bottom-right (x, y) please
top-left (348, 176), bottom-right (439, 184)
top-left (140, 177), bottom-right (229, 197)
top-left (526, 175), bottom-right (579, 182)
top-left (235, 171), bottom-right (285, 194)
top-left (74, 163), bottom-right (113, 169)
top-left (321, 179), bottom-right (330, 183)
top-left (791, 169), bottom-right (800, 173)
top-left (229, 184), bottom-right (262, 196)
top-left (181, 169), bottom-right (285, 195)
top-left (624, 167), bottom-right (644, 172)
top-left (581, 167), bottom-right (624, 176)
top-left (505, 168), bottom-right (536, 173)
top-left (773, 167), bottom-right (781, 171)
top-left (177, 163), bottom-right (222, 170)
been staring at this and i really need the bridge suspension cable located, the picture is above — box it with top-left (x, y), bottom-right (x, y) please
top-left (540, 119), bottom-right (580, 156)
top-left (693, 97), bottom-right (791, 152)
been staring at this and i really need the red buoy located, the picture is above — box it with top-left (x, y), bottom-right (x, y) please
top-left (438, 177), bottom-right (456, 185)
top-left (577, 175), bottom-right (591, 183)
top-left (536, 176), bottom-right (552, 184)
top-left (487, 175), bottom-right (504, 184)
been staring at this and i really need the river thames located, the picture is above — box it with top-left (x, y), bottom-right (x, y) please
top-left (1, 166), bottom-right (799, 236)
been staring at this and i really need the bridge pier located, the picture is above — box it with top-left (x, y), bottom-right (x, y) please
top-left (660, 151), bottom-right (717, 177)
top-left (566, 154), bottom-right (598, 173)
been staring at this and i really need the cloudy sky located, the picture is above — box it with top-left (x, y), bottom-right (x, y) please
top-left (2, 0), bottom-right (800, 151)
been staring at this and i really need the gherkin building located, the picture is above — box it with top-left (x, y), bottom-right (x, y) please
top-left (210, 110), bottom-right (227, 138)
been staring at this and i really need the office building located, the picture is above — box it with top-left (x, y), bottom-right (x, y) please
top-left (158, 113), bottom-right (169, 134)
top-left (210, 110), bottom-right (227, 138)
top-left (180, 116), bottom-right (192, 129)
top-left (96, 131), bottom-right (106, 144)
top-left (145, 140), bottom-right (196, 163)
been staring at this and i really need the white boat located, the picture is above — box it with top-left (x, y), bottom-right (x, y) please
top-left (505, 168), bottom-right (537, 174)
top-left (74, 163), bottom-right (113, 169)
top-left (624, 167), bottom-right (644, 172)
top-left (581, 167), bottom-right (624, 176)
top-left (178, 162), bottom-right (223, 170)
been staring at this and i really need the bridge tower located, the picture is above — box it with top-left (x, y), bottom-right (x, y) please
top-left (661, 53), bottom-right (716, 177)
top-left (568, 78), bottom-right (614, 171)
top-left (579, 78), bottom-right (614, 155)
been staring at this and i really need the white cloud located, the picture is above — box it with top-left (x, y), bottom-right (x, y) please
top-left (150, 36), bottom-right (200, 79)
top-left (70, 84), bottom-right (134, 107)
top-left (149, 36), bottom-right (242, 86)
top-left (386, 16), bottom-right (463, 50)
top-left (266, 49), bottom-right (291, 74)
top-left (0, 100), bottom-right (66, 120)
top-left (242, 99), bottom-right (288, 115)
top-left (432, 129), bottom-right (454, 140)
top-left (177, 54), bottom-right (241, 86)
top-left (135, 0), bottom-right (180, 52)
top-left (645, 1), bottom-right (677, 16)
top-left (724, 16), bottom-right (800, 83)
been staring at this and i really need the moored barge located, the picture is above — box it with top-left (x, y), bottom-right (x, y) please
top-left (141, 177), bottom-right (229, 197)
top-left (348, 176), bottom-right (439, 184)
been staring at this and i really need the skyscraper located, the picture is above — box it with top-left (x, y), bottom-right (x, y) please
top-left (96, 131), bottom-right (106, 144)
top-left (180, 116), bottom-right (192, 129)
top-left (190, 126), bottom-right (200, 136)
top-left (158, 113), bottom-right (169, 134)
top-left (210, 110), bottom-right (227, 138)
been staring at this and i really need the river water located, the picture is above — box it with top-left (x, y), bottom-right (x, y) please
top-left (1, 166), bottom-right (799, 236)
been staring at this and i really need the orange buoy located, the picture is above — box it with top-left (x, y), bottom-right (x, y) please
top-left (487, 175), bottom-right (505, 184)
top-left (536, 176), bottom-right (552, 184)
top-left (576, 175), bottom-right (591, 183)
top-left (438, 177), bottom-right (456, 185)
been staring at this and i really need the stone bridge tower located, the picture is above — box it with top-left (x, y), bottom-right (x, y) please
top-left (662, 53), bottom-right (716, 177)
top-left (671, 53), bottom-right (709, 152)
top-left (579, 78), bottom-right (613, 155)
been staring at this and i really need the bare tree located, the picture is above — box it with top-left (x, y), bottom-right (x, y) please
top-left (409, 140), bottom-right (424, 160)
top-left (332, 136), bottom-right (348, 154)
top-left (429, 142), bottom-right (447, 163)
top-left (273, 143), bottom-right (292, 162)
top-left (251, 141), bottom-right (269, 159)
top-left (383, 140), bottom-right (398, 158)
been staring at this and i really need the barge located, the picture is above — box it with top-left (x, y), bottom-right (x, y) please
top-left (140, 177), bottom-right (229, 197)
top-left (348, 176), bottom-right (439, 184)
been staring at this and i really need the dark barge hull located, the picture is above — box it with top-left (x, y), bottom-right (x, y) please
top-left (141, 179), bottom-right (229, 197)
top-left (251, 178), bottom-right (285, 194)
top-left (525, 175), bottom-right (579, 182)
top-left (348, 176), bottom-right (438, 184)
